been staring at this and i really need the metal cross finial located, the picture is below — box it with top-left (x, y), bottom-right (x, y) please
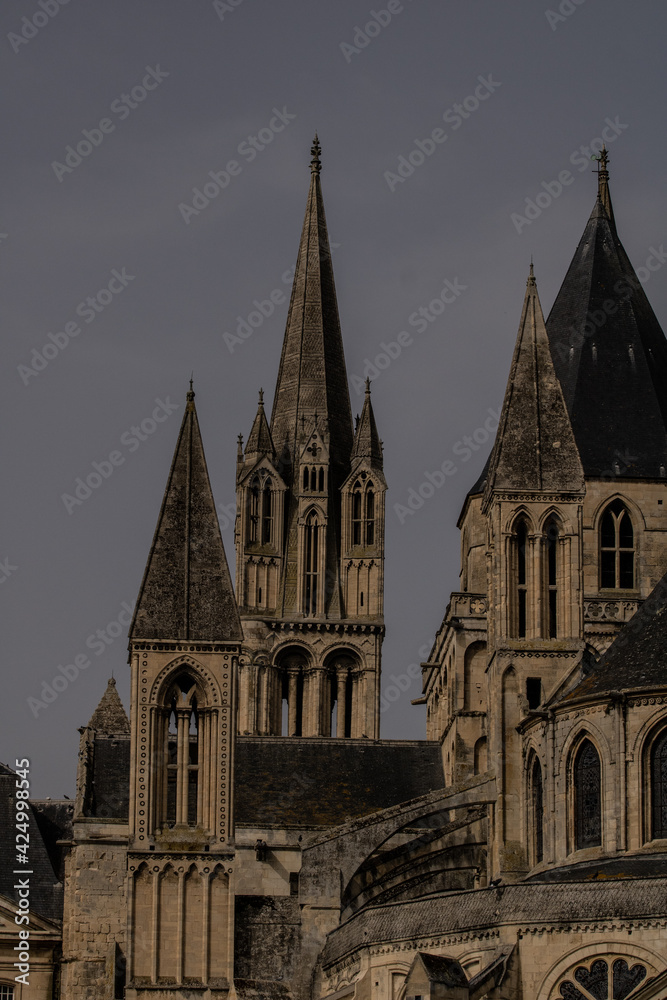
top-left (187, 373), bottom-right (195, 403)
top-left (365, 377), bottom-right (371, 395)
top-left (258, 388), bottom-right (264, 406)
top-left (310, 134), bottom-right (322, 175)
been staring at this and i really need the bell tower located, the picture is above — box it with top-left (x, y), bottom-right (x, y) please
top-left (126, 384), bottom-right (243, 994)
top-left (235, 138), bottom-right (386, 739)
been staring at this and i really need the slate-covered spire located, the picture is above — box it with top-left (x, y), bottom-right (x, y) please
top-left (485, 266), bottom-right (584, 496)
top-left (546, 161), bottom-right (667, 478)
top-left (130, 385), bottom-right (242, 642)
top-left (270, 136), bottom-right (354, 480)
top-left (87, 677), bottom-right (130, 734)
top-left (351, 378), bottom-right (383, 469)
top-left (245, 388), bottom-right (275, 460)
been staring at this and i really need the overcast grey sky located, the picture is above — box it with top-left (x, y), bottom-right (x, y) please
top-left (3, 0), bottom-right (666, 796)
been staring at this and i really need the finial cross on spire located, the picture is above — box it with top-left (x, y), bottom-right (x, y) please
top-left (310, 133), bottom-right (322, 175)
top-left (258, 388), bottom-right (264, 406)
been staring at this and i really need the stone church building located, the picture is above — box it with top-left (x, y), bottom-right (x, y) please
top-left (4, 141), bottom-right (667, 999)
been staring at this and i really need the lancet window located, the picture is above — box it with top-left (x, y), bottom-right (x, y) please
top-left (600, 499), bottom-right (635, 589)
top-left (304, 511), bottom-right (320, 616)
top-left (651, 726), bottom-right (667, 840)
top-left (247, 475), bottom-right (274, 546)
top-left (544, 517), bottom-right (559, 638)
top-left (574, 738), bottom-right (602, 850)
top-left (162, 674), bottom-right (201, 829)
top-left (512, 518), bottom-right (529, 638)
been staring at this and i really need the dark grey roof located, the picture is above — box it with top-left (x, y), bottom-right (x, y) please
top-left (415, 953), bottom-right (468, 987)
top-left (526, 852), bottom-right (667, 883)
top-left (234, 738), bottom-right (445, 828)
top-left (546, 192), bottom-right (667, 478)
top-left (0, 766), bottom-right (63, 923)
top-left (130, 388), bottom-right (242, 643)
top-left (560, 570), bottom-right (667, 703)
top-left (321, 878), bottom-right (667, 968)
top-left (87, 735), bottom-right (131, 819)
top-left (30, 799), bottom-right (74, 882)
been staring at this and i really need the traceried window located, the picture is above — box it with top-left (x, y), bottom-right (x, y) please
top-left (351, 481), bottom-right (376, 548)
top-left (600, 500), bottom-right (635, 589)
top-left (557, 958), bottom-right (648, 1000)
top-left (514, 518), bottom-right (529, 637)
top-left (651, 727), bottom-right (667, 840)
top-left (574, 738), bottom-right (602, 850)
top-left (544, 517), bottom-right (559, 638)
top-left (163, 675), bottom-right (200, 829)
top-left (304, 511), bottom-right (320, 616)
top-left (531, 755), bottom-right (544, 864)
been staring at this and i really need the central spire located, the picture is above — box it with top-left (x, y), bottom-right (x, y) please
top-left (269, 137), bottom-right (353, 483)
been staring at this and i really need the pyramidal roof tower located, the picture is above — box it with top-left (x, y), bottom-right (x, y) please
top-left (235, 138), bottom-right (386, 740)
top-left (130, 383), bottom-right (242, 642)
top-left (546, 148), bottom-right (667, 477)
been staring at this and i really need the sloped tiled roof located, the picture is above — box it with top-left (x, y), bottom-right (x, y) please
top-left (234, 738), bottom-right (445, 828)
top-left (87, 677), bottom-right (130, 733)
top-left (559, 570), bottom-right (667, 703)
top-left (322, 878), bottom-right (667, 968)
top-left (546, 190), bottom-right (667, 478)
top-left (130, 388), bottom-right (242, 643)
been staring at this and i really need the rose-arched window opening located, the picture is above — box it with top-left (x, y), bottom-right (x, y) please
top-left (557, 957), bottom-right (648, 1000)
top-left (600, 500), bottom-right (635, 589)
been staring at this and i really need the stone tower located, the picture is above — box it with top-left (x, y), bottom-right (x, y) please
top-left (422, 152), bottom-right (667, 880)
top-left (235, 138), bottom-right (386, 739)
top-left (125, 384), bottom-right (243, 994)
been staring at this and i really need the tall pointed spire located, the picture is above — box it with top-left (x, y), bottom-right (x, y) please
top-left (546, 164), bottom-right (667, 478)
top-left (130, 386), bottom-right (242, 642)
top-left (351, 379), bottom-right (383, 469)
top-left (270, 137), bottom-right (353, 480)
top-left (594, 146), bottom-right (615, 227)
top-left (485, 267), bottom-right (584, 496)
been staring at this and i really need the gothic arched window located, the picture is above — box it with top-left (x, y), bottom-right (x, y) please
top-left (600, 500), bottom-right (635, 589)
top-left (513, 518), bottom-right (529, 638)
top-left (531, 755), bottom-right (544, 864)
top-left (352, 484), bottom-right (362, 546)
top-left (557, 958), bottom-right (648, 1000)
top-left (248, 480), bottom-right (260, 543)
top-left (544, 518), bottom-right (559, 638)
top-left (366, 490), bottom-right (375, 545)
top-left (651, 727), bottom-right (667, 840)
top-left (304, 512), bottom-right (320, 616)
top-left (262, 480), bottom-right (273, 544)
top-left (163, 675), bottom-right (200, 829)
top-left (574, 738), bottom-right (602, 850)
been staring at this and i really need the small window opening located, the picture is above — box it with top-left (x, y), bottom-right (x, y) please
top-left (526, 677), bottom-right (541, 710)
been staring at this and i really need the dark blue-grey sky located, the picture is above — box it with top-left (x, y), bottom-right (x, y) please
top-left (3, 0), bottom-right (666, 796)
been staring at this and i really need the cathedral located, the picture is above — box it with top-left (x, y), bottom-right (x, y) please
top-left (4, 139), bottom-right (667, 1000)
